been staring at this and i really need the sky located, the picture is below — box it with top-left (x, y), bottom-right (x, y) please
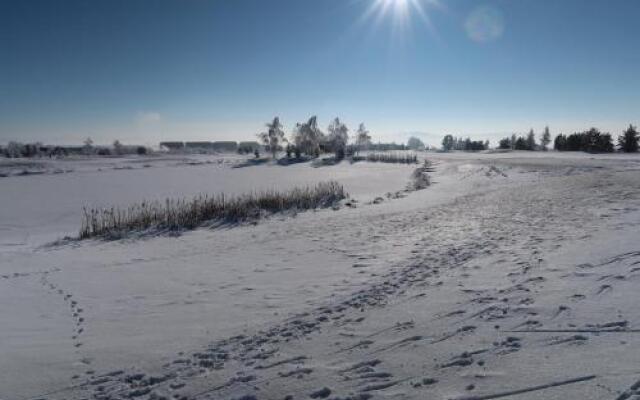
top-left (1, 0), bottom-right (639, 147)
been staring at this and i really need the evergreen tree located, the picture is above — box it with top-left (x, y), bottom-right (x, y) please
top-left (514, 137), bottom-right (528, 150)
top-left (541, 126), bottom-right (551, 151)
top-left (618, 124), bottom-right (639, 153)
top-left (526, 129), bottom-right (536, 150)
top-left (582, 128), bottom-right (613, 153)
top-left (498, 137), bottom-right (511, 149)
top-left (554, 134), bottom-right (567, 151)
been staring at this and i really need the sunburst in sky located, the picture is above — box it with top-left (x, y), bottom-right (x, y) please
top-left (360, 0), bottom-right (442, 36)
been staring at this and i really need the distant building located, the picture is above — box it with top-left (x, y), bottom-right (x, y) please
top-left (185, 142), bottom-right (214, 152)
top-left (212, 141), bottom-right (238, 153)
top-left (369, 142), bottom-right (407, 151)
top-left (159, 142), bottom-right (185, 152)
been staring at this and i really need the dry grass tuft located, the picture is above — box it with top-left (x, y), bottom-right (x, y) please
top-left (353, 152), bottom-right (418, 164)
top-left (79, 181), bottom-right (346, 239)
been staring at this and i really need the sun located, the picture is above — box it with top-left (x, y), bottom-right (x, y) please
top-left (385, 0), bottom-right (409, 7)
top-left (362, 0), bottom-right (441, 35)
top-left (388, 0), bottom-right (410, 7)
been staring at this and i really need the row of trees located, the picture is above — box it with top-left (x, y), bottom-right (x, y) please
top-left (496, 125), bottom-right (640, 153)
top-left (78, 138), bottom-right (148, 156)
top-left (497, 127), bottom-right (551, 151)
top-left (260, 120), bottom-right (640, 157)
top-left (1, 138), bottom-right (148, 158)
top-left (444, 124), bottom-right (639, 154)
top-left (442, 135), bottom-right (489, 151)
top-left (554, 128), bottom-right (613, 153)
top-left (258, 116), bottom-right (373, 160)
top-left (554, 125), bottom-right (639, 153)
top-left (2, 142), bottom-right (46, 158)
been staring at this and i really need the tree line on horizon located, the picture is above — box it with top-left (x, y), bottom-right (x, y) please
top-left (495, 127), bottom-right (551, 151)
top-left (441, 135), bottom-right (490, 151)
top-left (0, 138), bottom-right (149, 158)
top-left (3, 122), bottom-right (639, 159)
top-left (489, 125), bottom-right (639, 153)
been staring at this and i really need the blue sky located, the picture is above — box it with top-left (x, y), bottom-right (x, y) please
top-left (1, 0), bottom-right (639, 146)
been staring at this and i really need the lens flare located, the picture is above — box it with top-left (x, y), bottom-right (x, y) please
top-left (465, 5), bottom-right (504, 43)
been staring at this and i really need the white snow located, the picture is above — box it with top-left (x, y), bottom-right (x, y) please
top-left (2, 151), bottom-right (640, 400)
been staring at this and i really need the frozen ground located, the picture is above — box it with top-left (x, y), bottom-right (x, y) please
top-left (2, 152), bottom-right (640, 400)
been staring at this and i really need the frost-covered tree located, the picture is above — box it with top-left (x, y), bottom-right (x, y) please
top-left (83, 137), bottom-right (95, 155)
top-left (407, 136), bottom-right (425, 150)
top-left (541, 126), bottom-right (551, 151)
top-left (326, 117), bottom-right (349, 159)
top-left (258, 117), bottom-right (286, 159)
top-left (355, 123), bottom-right (372, 155)
top-left (113, 140), bottom-right (124, 155)
top-left (293, 116), bottom-right (324, 157)
top-left (618, 124), bottom-right (639, 153)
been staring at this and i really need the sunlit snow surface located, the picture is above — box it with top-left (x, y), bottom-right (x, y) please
top-left (2, 151), bottom-right (640, 399)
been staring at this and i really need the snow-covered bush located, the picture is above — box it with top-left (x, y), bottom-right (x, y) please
top-left (408, 160), bottom-right (434, 191)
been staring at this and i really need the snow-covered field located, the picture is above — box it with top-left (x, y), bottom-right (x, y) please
top-left (0, 155), bottom-right (412, 248)
top-left (3, 152), bottom-right (640, 400)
